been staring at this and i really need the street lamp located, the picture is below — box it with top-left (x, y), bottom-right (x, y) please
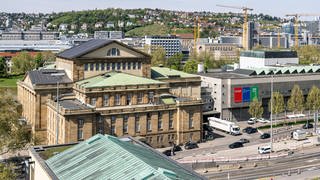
top-left (51, 73), bottom-right (65, 144)
top-left (270, 74), bottom-right (274, 152)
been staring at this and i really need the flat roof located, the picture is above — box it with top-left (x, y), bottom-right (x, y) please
top-left (151, 67), bottom-right (199, 80)
top-left (76, 72), bottom-right (165, 89)
top-left (58, 99), bottom-right (93, 110)
top-left (240, 50), bottom-right (297, 58)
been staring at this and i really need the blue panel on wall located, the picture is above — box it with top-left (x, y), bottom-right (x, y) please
top-left (242, 87), bottom-right (251, 102)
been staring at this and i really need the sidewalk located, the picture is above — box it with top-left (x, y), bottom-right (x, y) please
top-left (173, 136), bottom-right (320, 163)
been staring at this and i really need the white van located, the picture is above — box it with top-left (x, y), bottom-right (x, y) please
top-left (258, 146), bottom-right (271, 154)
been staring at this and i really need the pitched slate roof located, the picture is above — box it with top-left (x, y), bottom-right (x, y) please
top-left (76, 72), bottom-right (165, 89)
top-left (27, 69), bottom-right (72, 85)
top-left (57, 39), bottom-right (151, 59)
top-left (57, 39), bottom-right (113, 59)
top-left (46, 134), bottom-right (204, 180)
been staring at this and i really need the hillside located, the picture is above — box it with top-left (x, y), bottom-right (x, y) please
top-left (125, 24), bottom-right (170, 37)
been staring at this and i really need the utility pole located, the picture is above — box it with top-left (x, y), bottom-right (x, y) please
top-left (270, 74), bottom-right (274, 152)
top-left (56, 81), bottom-right (59, 144)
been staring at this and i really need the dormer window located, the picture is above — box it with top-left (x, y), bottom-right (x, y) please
top-left (107, 48), bottom-right (120, 56)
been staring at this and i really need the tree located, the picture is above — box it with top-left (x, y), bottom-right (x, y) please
top-left (41, 51), bottom-right (56, 63)
top-left (167, 53), bottom-right (183, 70)
top-left (306, 86), bottom-right (320, 112)
top-left (248, 99), bottom-right (264, 119)
top-left (0, 57), bottom-right (7, 77)
top-left (183, 59), bottom-right (198, 73)
top-left (287, 84), bottom-right (305, 114)
top-left (0, 163), bottom-right (16, 179)
top-left (150, 46), bottom-right (166, 66)
top-left (34, 52), bottom-right (44, 69)
top-left (269, 92), bottom-right (285, 125)
top-left (0, 89), bottom-right (31, 154)
top-left (11, 52), bottom-right (35, 74)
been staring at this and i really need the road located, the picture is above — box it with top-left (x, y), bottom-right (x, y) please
top-left (205, 151), bottom-right (320, 180)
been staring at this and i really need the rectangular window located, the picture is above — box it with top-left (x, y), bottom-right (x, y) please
top-left (84, 64), bottom-right (89, 71)
top-left (91, 98), bottom-right (96, 107)
top-left (135, 114), bottom-right (140, 132)
top-left (103, 94), bottom-right (109, 106)
top-left (123, 115), bottom-right (128, 134)
top-left (111, 116), bottom-right (116, 135)
top-left (169, 111), bottom-right (174, 129)
top-left (128, 62), bottom-right (131, 70)
top-left (101, 63), bottom-right (105, 70)
top-left (138, 62), bottom-right (142, 69)
top-left (138, 92), bottom-right (143, 104)
top-left (77, 119), bottom-right (84, 140)
top-left (95, 63), bottom-right (99, 71)
top-left (126, 93), bottom-right (132, 105)
top-left (90, 63), bottom-right (94, 71)
top-left (147, 113), bottom-right (151, 132)
top-left (122, 62), bottom-right (126, 70)
top-left (133, 62), bottom-right (137, 69)
top-left (107, 63), bottom-right (110, 70)
top-left (189, 112), bottom-right (194, 129)
top-left (97, 116), bottom-right (104, 134)
top-left (117, 62), bottom-right (121, 70)
top-left (112, 63), bottom-right (115, 70)
top-left (148, 92), bottom-right (154, 104)
top-left (115, 94), bottom-right (120, 105)
top-left (158, 112), bottom-right (163, 130)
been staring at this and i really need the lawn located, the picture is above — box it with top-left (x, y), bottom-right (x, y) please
top-left (0, 75), bottom-right (24, 88)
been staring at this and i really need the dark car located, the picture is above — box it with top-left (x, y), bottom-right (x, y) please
top-left (243, 127), bottom-right (257, 134)
top-left (184, 142), bottom-right (199, 150)
top-left (302, 123), bottom-right (313, 129)
top-left (203, 124), bottom-right (213, 132)
top-left (173, 145), bottom-right (182, 152)
top-left (239, 138), bottom-right (250, 144)
top-left (162, 149), bottom-right (173, 156)
top-left (260, 133), bottom-right (270, 139)
top-left (229, 142), bottom-right (243, 149)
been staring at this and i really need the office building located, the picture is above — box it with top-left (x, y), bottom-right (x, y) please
top-left (197, 43), bottom-right (239, 61)
top-left (199, 50), bottom-right (320, 121)
top-left (145, 35), bottom-right (182, 58)
top-left (94, 31), bottom-right (124, 39)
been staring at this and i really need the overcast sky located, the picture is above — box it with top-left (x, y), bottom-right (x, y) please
top-left (1, 0), bottom-right (320, 19)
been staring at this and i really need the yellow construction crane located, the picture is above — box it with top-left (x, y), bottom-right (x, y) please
top-left (285, 13), bottom-right (320, 47)
top-left (217, 4), bottom-right (253, 50)
top-left (193, 16), bottom-right (201, 55)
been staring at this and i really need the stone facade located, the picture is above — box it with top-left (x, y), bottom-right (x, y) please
top-left (18, 40), bottom-right (203, 147)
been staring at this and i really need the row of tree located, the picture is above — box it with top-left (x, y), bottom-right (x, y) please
top-left (249, 84), bottom-right (320, 122)
top-left (0, 51), bottom-right (55, 77)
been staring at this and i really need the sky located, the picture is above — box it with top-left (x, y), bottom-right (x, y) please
top-left (1, 0), bottom-right (320, 19)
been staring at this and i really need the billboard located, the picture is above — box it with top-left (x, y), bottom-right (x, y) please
top-left (250, 86), bottom-right (259, 100)
top-left (242, 87), bottom-right (251, 102)
top-left (234, 87), bottom-right (242, 103)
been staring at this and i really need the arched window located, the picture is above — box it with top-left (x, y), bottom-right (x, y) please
top-left (107, 48), bottom-right (120, 56)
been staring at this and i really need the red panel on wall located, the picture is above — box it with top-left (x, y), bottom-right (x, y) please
top-left (234, 87), bottom-right (242, 103)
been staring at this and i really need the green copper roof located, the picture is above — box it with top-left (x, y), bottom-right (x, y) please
top-left (161, 97), bottom-right (176, 104)
top-left (246, 66), bottom-right (320, 76)
top-left (151, 67), bottom-right (199, 79)
top-left (76, 72), bottom-right (165, 88)
top-left (46, 134), bottom-right (202, 180)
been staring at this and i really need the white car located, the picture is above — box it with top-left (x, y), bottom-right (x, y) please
top-left (257, 118), bottom-right (270, 123)
top-left (247, 118), bottom-right (256, 124)
top-left (258, 146), bottom-right (271, 154)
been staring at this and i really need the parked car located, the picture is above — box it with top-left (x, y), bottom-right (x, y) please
top-left (204, 131), bottom-right (215, 140)
top-left (184, 142), bottom-right (199, 150)
top-left (260, 133), bottom-right (271, 139)
top-left (162, 149), bottom-right (173, 156)
top-left (258, 145), bottom-right (271, 154)
top-left (173, 145), bottom-right (182, 152)
top-left (257, 118), bottom-right (270, 123)
top-left (243, 127), bottom-right (257, 134)
top-left (239, 138), bottom-right (250, 144)
top-left (247, 118), bottom-right (256, 125)
top-left (302, 123), bottom-right (313, 129)
top-left (203, 124), bottom-right (213, 132)
top-left (229, 142), bottom-right (244, 149)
